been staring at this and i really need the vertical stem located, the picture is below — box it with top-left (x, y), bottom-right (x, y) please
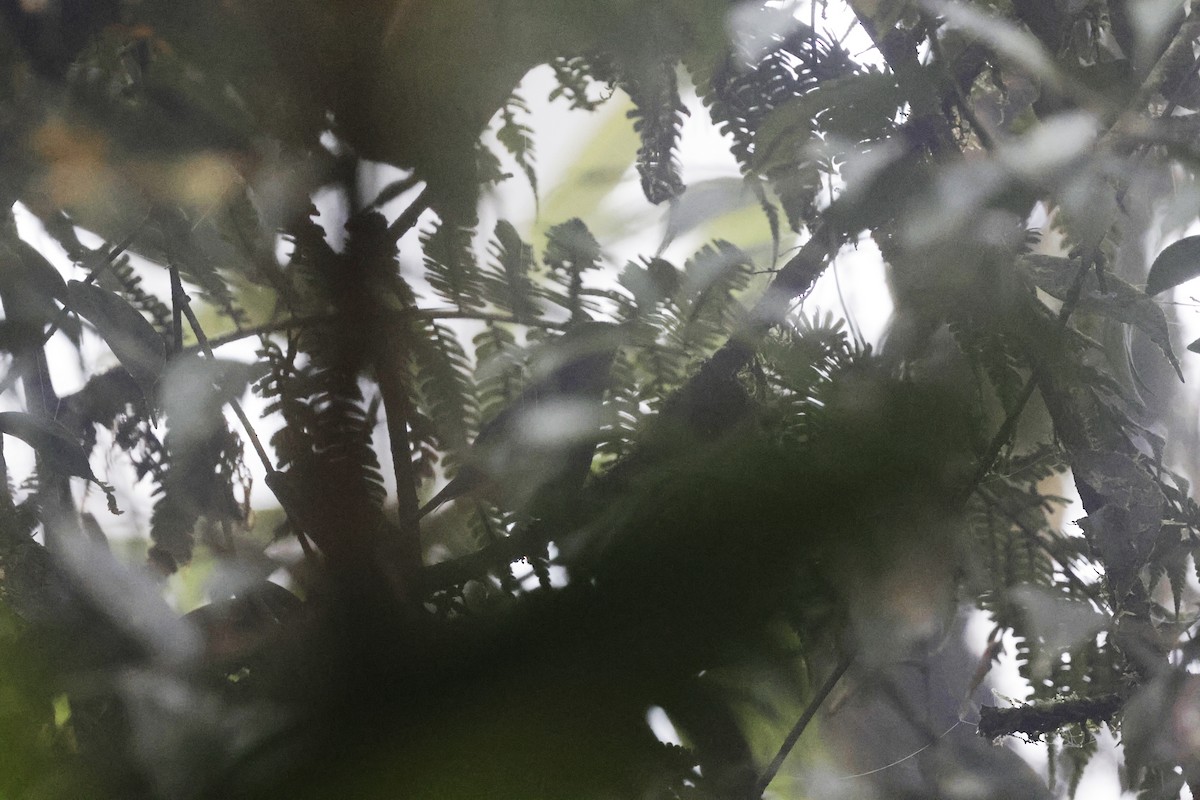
top-left (169, 265), bottom-right (184, 354)
top-left (374, 330), bottom-right (423, 593)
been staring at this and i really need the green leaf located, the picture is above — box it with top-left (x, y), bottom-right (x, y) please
top-left (66, 280), bottom-right (166, 397)
top-left (1019, 254), bottom-right (1183, 380)
top-left (0, 411), bottom-right (97, 482)
top-left (1146, 235), bottom-right (1200, 296)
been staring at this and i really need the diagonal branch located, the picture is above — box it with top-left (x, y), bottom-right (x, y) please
top-left (750, 650), bottom-right (855, 799)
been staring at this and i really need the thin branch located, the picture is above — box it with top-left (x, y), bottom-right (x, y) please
top-left (387, 185), bottom-right (431, 240)
top-left (963, 376), bottom-right (1039, 500)
top-left (167, 270), bottom-right (323, 561)
top-left (169, 261), bottom-right (184, 353)
top-left (174, 281), bottom-right (275, 477)
top-left (751, 650), bottom-right (854, 799)
top-left (415, 308), bottom-right (570, 329)
top-left (836, 720), bottom-right (963, 780)
top-left (369, 173), bottom-right (420, 209)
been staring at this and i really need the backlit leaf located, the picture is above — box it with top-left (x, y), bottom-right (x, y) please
top-left (66, 280), bottom-right (166, 397)
top-left (0, 411), bottom-right (97, 482)
top-left (1147, 235), bottom-right (1200, 296)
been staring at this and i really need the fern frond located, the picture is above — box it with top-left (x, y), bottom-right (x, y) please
top-left (684, 18), bottom-right (859, 229)
top-left (476, 140), bottom-right (512, 189)
top-left (483, 222), bottom-right (540, 323)
top-left (422, 217), bottom-right (486, 312)
top-left (622, 60), bottom-right (688, 205)
top-left (757, 315), bottom-right (859, 448)
top-left (150, 421), bottom-right (242, 572)
top-left (542, 218), bottom-right (604, 322)
top-left (596, 337), bottom-right (643, 460)
top-left (496, 92), bottom-right (539, 203)
top-left (158, 210), bottom-right (246, 326)
top-left (99, 255), bottom-right (174, 334)
top-left (473, 323), bottom-right (524, 429)
top-left (549, 54), bottom-right (617, 111)
top-left (410, 319), bottom-right (478, 475)
top-left (680, 240), bottom-right (753, 347)
top-left (258, 337), bottom-right (387, 534)
top-left (1064, 727), bottom-right (1097, 799)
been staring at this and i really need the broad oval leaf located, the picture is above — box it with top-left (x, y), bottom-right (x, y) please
top-left (1147, 236), bottom-right (1200, 296)
top-left (14, 240), bottom-right (67, 303)
top-left (0, 411), bottom-right (97, 481)
top-left (66, 280), bottom-right (166, 397)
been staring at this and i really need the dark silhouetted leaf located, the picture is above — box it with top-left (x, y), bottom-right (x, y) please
top-left (0, 411), bottom-right (97, 482)
top-left (13, 240), bottom-right (67, 304)
top-left (66, 280), bottom-right (166, 397)
top-left (1147, 235), bottom-right (1200, 296)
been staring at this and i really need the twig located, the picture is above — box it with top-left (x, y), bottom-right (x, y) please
top-left (387, 186), bottom-right (431, 240)
top-left (169, 261), bottom-right (184, 353)
top-left (750, 650), bottom-right (854, 799)
top-left (368, 173), bottom-right (420, 209)
top-left (837, 720), bottom-right (963, 780)
top-left (423, 525), bottom-right (540, 593)
top-left (172, 273), bottom-right (321, 561)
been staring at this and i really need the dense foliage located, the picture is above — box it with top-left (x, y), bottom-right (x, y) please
top-left (3, 0), bottom-right (1200, 797)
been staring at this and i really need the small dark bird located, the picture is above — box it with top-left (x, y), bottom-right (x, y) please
top-left (418, 321), bottom-right (621, 519)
